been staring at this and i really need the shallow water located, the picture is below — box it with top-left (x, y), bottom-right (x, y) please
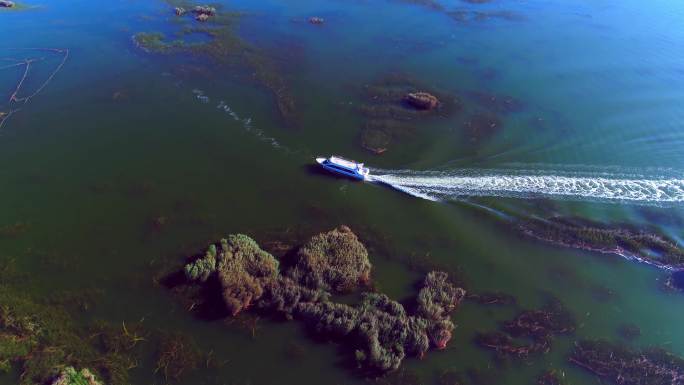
top-left (2, 0), bottom-right (684, 384)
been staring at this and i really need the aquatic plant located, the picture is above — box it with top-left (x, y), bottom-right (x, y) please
top-left (476, 298), bottom-right (575, 358)
top-left (154, 332), bottom-right (202, 382)
top-left (360, 123), bottom-right (393, 154)
top-left (467, 291), bottom-right (516, 306)
top-left (132, 32), bottom-right (184, 53)
top-left (357, 74), bottom-right (458, 154)
top-left (287, 226), bottom-right (371, 293)
top-left (136, 0), bottom-right (299, 125)
top-left (518, 217), bottom-right (684, 269)
top-left (617, 323), bottom-right (641, 341)
top-left (569, 339), bottom-right (684, 385)
top-left (50, 367), bottom-right (103, 385)
top-left (0, 286), bottom-right (121, 384)
top-left (461, 112), bottom-right (502, 144)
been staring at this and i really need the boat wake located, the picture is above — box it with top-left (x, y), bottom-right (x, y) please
top-left (369, 167), bottom-right (684, 204)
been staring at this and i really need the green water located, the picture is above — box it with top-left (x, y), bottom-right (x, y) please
top-left (2, 0), bottom-right (684, 384)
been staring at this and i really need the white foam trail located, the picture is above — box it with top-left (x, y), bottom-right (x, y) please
top-left (370, 169), bottom-right (684, 204)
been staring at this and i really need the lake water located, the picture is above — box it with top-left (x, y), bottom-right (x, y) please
top-left (2, 0), bottom-right (684, 384)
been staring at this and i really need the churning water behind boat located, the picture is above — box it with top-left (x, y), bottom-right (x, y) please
top-left (369, 167), bottom-right (684, 204)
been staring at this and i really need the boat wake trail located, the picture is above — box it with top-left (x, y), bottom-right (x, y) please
top-left (369, 168), bottom-right (684, 204)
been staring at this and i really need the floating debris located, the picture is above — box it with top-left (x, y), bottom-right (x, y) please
top-left (308, 16), bottom-right (324, 24)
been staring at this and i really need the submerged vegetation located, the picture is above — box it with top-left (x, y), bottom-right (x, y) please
top-left (177, 226), bottom-right (466, 373)
top-left (358, 74), bottom-right (458, 154)
top-left (570, 340), bottom-right (684, 385)
top-left (0, 284), bottom-right (128, 385)
top-left (0, 268), bottom-right (209, 385)
top-left (518, 217), bottom-right (684, 269)
top-left (134, 1), bottom-right (299, 125)
top-left (476, 298), bottom-right (575, 358)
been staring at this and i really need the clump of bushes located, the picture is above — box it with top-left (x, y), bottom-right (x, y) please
top-left (184, 244), bottom-right (217, 282)
top-left (569, 339), bottom-right (684, 385)
top-left (216, 235), bottom-right (280, 316)
top-left (287, 226), bottom-right (371, 293)
top-left (416, 271), bottom-right (465, 348)
top-left (296, 292), bottom-right (428, 372)
top-left (256, 276), bottom-right (329, 319)
top-left (154, 332), bottom-right (202, 382)
top-left (179, 228), bottom-right (466, 373)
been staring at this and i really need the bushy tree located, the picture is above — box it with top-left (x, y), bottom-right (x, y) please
top-left (184, 244), bottom-right (217, 282)
top-left (288, 226), bottom-right (371, 293)
top-left (216, 235), bottom-right (279, 316)
top-left (416, 271), bottom-right (465, 320)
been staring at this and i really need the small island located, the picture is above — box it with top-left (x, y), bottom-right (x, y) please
top-left (179, 226), bottom-right (466, 373)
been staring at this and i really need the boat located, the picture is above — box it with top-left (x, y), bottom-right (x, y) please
top-left (315, 155), bottom-right (370, 180)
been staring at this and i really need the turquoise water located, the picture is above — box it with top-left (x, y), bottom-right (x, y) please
top-left (2, 0), bottom-right (684, 384)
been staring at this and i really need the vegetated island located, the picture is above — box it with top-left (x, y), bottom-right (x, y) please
top-left (174, 226), bottom-right (466, 373)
